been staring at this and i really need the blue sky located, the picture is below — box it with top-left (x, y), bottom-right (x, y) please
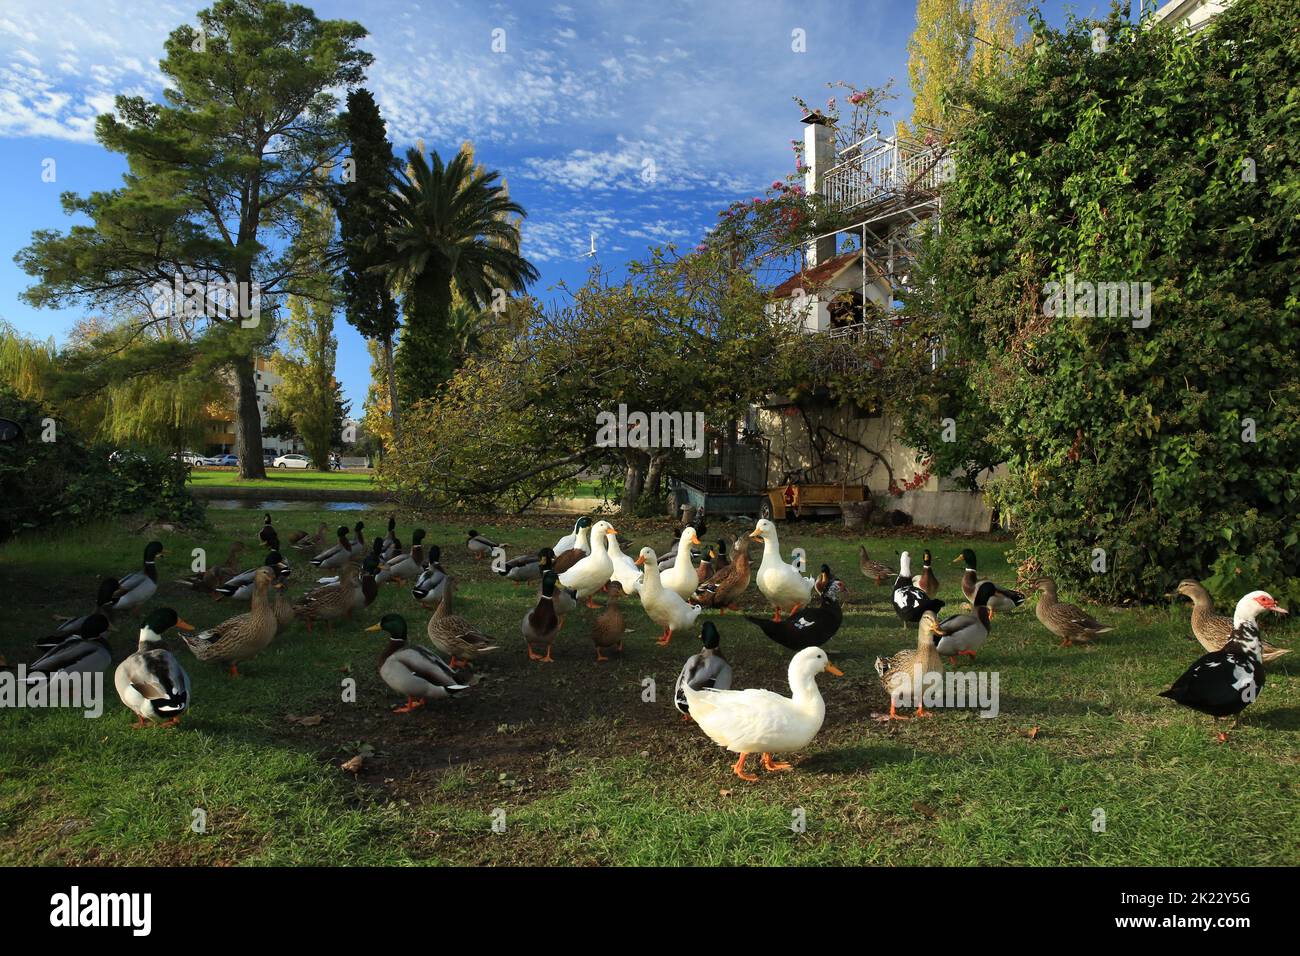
top-left (0, 0), bottom-right (1119, 411)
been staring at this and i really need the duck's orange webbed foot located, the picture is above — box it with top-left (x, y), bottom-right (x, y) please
top-left (732, 752), bottom-right (759, 782)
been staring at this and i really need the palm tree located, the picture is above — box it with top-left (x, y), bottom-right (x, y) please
top-left (378, 146), bottom-right (538, 405)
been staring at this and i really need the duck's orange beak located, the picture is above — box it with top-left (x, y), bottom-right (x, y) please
top-left (690, 533), bottom-right (701, 545)
top-left (634, 556), bottom-right (645, 567)
top-left (825, 663), bottom-right (844, 676)
top-left (950, 554), bottom-right (963, 564)
top-left (176, 618), bottom-right (194, 631)
top-left (365, 623), bottom-right (382, 632)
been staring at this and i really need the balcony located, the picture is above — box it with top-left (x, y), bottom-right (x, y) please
top-left (820, 134), bottom-right (950, 217)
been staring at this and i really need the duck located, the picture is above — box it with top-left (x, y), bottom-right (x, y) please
top-left (1159, 590), bottom-right (1287, 741)
top-left (695, 546), bottom-right (717, 586)
top-left (750, 519), bottom-right (814, 621)
top-left (378, 529), bottom-right (426, 585)
top-left (682, 645), bottom-right (842, 782)
top-left (176, 541), bottom-right (246, 593)
top-left (858, 545), bottom-right (895, 586)
top-left (350, 521), bottom-right (367, 558)
top-left (1027, 577), bottom-right (1113, 647)
top-left (553, 517), bottom-right (590, 555)
top-left (495, 547), bottom-right (543, 584)
top-left (605, 533), bottom-right (643, 595)
top-left (875, 610), bottom-right (945, 721)
top-left (745, 566), bottom-right (845, 651)
top-left (317, 537), bottom-right (382, 585)
top-left (929, 581), bottom-right (995, 663)
top-left (952, 548), bottom-right (1026, 612)
top-left (709, 538), bottom-right (731, 579)
top-left (1172, 579), bottom-right (1290, 663)
top-left (291, 522), bottom-right (329, 554)
top-left (257, 512), bottom-right (278, 548)
top-left (380, 517), bottom-right (401, 561)
top-left (522, 569), bottom-right (564, 663)
top-left (590, 581), bottom-right (628, 662)
top-left (293, 562), bottom-right (364, 636)
top-left (892, 551), bottom-right (946, 626)
top-left (693, 535), bottom-right (752, 611)
top-left (181, 566), bottom-right (282, 676)
top-left (558, 519), bottom-right (618, 606)
top-left (41, 577), bottom-right (120, 648)
top-left (466, 529), bottom-right (504, 560)
top-left (428, 576), bottom-right (499, 667)
top-left (674, 621), bottom-right (733, 718)
top-left (27, 613), bottom-right (113, 680)
top-left (552, 517), bottom-right (593, 573)
top-left (660, 526), bottom-right (702, 600)
top-left (214, 550), bottom-right (290, 600)
top-left (311, 526), bottom-right (354, 570)
top-left (368, 613), bottom-right (471, 713)
top-left (106, 541), bottom-right (165, 616)
top-left (539, 548), bottom-right (578, 618)
top-left (911, 548), bottom-right (940, 598)
top-left (412, 546), bottom-right (449, 608)
top-left (635, 547), bottom-right (701, 646)
top-left (114, 608), bottom-right (194, 728)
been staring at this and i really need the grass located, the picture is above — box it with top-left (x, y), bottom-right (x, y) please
top-left (1, 507), bottom-right (1296, 866)
top-left (187, 469), bottom-right (374, 491)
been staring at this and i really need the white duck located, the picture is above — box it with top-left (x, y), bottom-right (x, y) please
top-left (659, 526), bottom-right (701, 600)
top-left (553, 517), bottom-right (590, 556)
top-left (558, 520), bottom-right (617, 606)
top-left (682, 645), bottom-right (842, 781)
top-left (634, 547), bottom-right (701, 646)
top-left (750, 519), bottom-right (813, 621)
top-left (605, 532), bottom-right (643, 596)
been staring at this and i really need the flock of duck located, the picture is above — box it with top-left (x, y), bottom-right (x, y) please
top-left (23, 512), bottom-right (1291, 779)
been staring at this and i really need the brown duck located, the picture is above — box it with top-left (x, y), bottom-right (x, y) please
top-left (693, 535), bottom-right (752, 611)
top-left (1173, 579), bottom-right (1289, 663)
top-left (428, 576), bottom-right (498, 668)
top-left (912, 549), bottom-right (940, 598)
top-left (590, 581), bottom-right (627, 662)
top-left (1029, 577), bottom-right (1113, 646)
top-left (858, 545), bottom-right (895, 585)
top-left (180, 566), bottom-right (281, 676)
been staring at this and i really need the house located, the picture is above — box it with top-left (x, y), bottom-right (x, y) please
top-left (1150, 0), bottom-right (1232, 32)
top-left (202, 357), bottom-right (305, 457)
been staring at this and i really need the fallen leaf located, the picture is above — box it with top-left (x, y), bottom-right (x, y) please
top-left (912, 800), bottom-right (938, 819)
top-left (285, 713), bottom-right (324, 727)
top-left (1025, 726), bottom-right (1041, 739)
top-left (341, 754), bottom-right (366, 774)
top-left (719, 789), bottom-right (732, 798)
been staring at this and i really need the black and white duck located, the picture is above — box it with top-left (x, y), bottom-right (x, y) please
top-left (892, 550), bottom-right (945, 626)
top-left (744, 565), bottom-right (845, 651)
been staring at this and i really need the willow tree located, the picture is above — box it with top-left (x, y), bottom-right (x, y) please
top-left (15, 0), bottom-right (371, 479)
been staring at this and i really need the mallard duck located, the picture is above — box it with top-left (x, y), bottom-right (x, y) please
top-left (311, 526), bottom-right (354, 570)
top-left (378, 529), bottom-right (426, 585)
top-left (590, 581), bottom-right (628, 662)
top-left (635, 547), bottom-right (701, 646)
top-left (875, 610), bottom-right (945, 721)
top-left (27, 613), bottom-right (112, 680)
top-left (291, 522), bottom-right (329, 554)
top-left (605, 534), bottom-right (643, 595)
top-left (693, 536), bottom-right (752, 611)
top-left (181, 567), bottom-right (281, 676)
top-left (538, 548), bottom-right (578, 617)
top-left (750, 519), bottom-right (814, 621)
top-left (412, 546), bottom-right (449, 608)
top-left (709, 538), bottom-right (731, 578)
top-left (952, 548), bottom-right (1025, 611)
top-left (106, 541), bottom-right (165, 616)
top-left (368, 613), bottom-right (470, 713)
top-left (929, 581), bottom-right (995, 663)
top-left (284, 521), bottom-right (315, 549)
top-left (214, 550), bottom-right (290, 600)
top-left (350, 521), bottom-right (367, 557)
top-left (176, 541), bottom-right (246, 593)
top-left (318, 537), bottom-right (382, 585)
top-left (911, 548), bottom-right (940, 598)
top-left (858, 545), bottom-right (895, 585)
top-left (553, 518), bottom-right (593, 573)
top-left (695, 546), bottom-right (716, 585)
top-left (1159, 591), bottom-right (1287, 741)
top-left (892, 551), bottom-right (946, 626)
top-left (41, 577), bottom-right (120, 648)
top-left (660, 526), bottom-right (702, 600)
top-left (553, 517), bottom-right (591, 555)
top-left (1028, 577), bottom-right (1112, 647)
top-left (494, 546), bottom-right (543, 584)
top-left (114, 608), bottom-right (194, 728)
top-left (558, 519), bottom-right (617, 606)
top-left (522, 569), bottom-right (564, 663)
top-left (1173, 579), bottom-right (1290, 663)
top-left (466, 528), bottom-right (504, 560)
top-left (380, 517), bottom-right (400, 561)
top-left (674, 621), bottom-right (732, 717)
top-left (257, 512), bottom-right (278, 548)
top-left (683, 645), bottom-right (842, 782)
top-left (746, 566), bottom-right (845, 651)
top-left (428, 576), bottom-right (499, 667)
top-left (293, 562), bottom-right (363, 636)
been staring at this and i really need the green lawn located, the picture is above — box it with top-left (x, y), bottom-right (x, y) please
top-left (1, 508), bottom-right (1296, 865)
top-left (188, 468), bottom-right (374, 491)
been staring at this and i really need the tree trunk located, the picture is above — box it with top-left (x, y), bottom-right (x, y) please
top-left (233, 355), bottom-right (267, 479)
top-left (620, 448), bottom-right (650, 516)
top-left (644, 451), bottom-right (670, 505)
top-left (383, 329), bottom-right (401, 444)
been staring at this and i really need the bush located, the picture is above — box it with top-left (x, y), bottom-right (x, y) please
top-left (0, 385), bottom-right (204, 539)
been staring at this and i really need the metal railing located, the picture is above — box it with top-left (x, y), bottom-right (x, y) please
top-left (821, 135), bottom-right (949, 214)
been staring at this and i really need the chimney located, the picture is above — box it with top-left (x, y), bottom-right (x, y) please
top-left (801, 112), bottom-right (837, 267)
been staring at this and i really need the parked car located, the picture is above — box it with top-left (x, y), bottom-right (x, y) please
top-left (204, 454), bottom-right (239, 467)
top-left (274, 454), bottom-right (311, 469)
top-left (173, 451), bottom-right (204, 466)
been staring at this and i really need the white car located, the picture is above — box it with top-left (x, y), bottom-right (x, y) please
top-left (273, 454), bottom-right (311, 469)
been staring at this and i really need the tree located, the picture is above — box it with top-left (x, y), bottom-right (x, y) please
top-left (15, 0), bottom-right (371, 479)
top-left (898, 0), bottom-right (1300, 602)
top-left (378, 146), bottom-right (539, 404)
top-left (334, 88), bottom-right (402, 442)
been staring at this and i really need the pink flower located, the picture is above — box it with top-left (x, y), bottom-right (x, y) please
top-left (848, 91), bottom-right (868, 105)
top-left (771, 180), bottom-right (783, 190)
